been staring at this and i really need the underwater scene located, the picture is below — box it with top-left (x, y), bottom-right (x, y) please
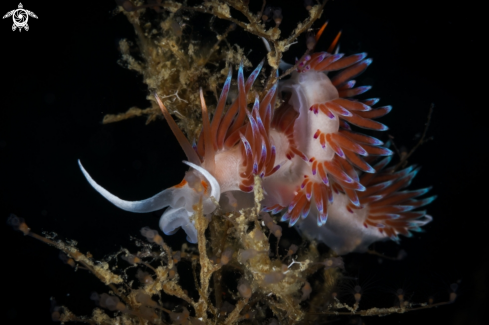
top-left (1, 1), bottom-right (486, 324)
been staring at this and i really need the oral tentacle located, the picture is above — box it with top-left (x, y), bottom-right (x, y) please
top-left (79, 160), bottom-right (174, 213)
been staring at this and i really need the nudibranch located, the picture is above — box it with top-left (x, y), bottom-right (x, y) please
top-left (79, 40), bottom-right (434, 254)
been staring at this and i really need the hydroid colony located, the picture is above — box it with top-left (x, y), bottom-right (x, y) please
top-left (9, 1), bottom-right (455, 324)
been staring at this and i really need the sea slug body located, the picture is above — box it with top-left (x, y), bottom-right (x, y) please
top-left (80, 48), bottom-right (434, 254)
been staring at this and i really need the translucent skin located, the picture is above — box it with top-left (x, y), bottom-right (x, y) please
top-left (283, 70), bottom-right (340, 161)
top-left (262, 70), bottom-right (340, 208)
top-left (262, 70), bottom-right (382, 254)
top-left (80, 52), bottom-right (434, 254)
top-left (297, 191), bottom-right (373, 255)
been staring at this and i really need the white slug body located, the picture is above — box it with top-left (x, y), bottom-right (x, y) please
top-left (80, 51), bottom-right (434, 254)
top-left (283, 70), bottom-right (340, 161)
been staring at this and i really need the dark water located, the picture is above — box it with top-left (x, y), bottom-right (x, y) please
top-left (1, 1), bottom-right (485, 324)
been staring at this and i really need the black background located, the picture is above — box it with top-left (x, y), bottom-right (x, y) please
top-left (1, 1), bottom-right (486, 324)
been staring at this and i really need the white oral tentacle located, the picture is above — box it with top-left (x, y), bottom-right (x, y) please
top-left (78, 160), bottom-right (174, 213)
